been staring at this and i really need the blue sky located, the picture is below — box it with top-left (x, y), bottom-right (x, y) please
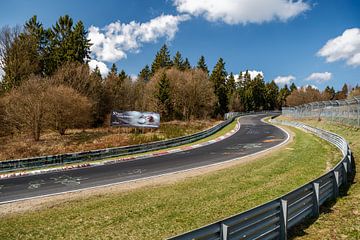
top-left (0, 0), bottom-right (359, 91)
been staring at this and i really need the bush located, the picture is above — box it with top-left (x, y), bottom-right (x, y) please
top-left (46, 85), bottom-right (92, 135)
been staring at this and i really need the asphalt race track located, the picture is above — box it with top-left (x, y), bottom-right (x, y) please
top-left (0, 114), bottom-right (287, 203)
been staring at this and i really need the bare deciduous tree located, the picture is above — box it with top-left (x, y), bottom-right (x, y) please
top-left (2, 76), bottom-right (48, 140)
top-left (46, 85), bottom-right (92, 135)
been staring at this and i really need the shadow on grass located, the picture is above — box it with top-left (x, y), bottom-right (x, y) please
top-left (288, 154), bottom-right (357, 239)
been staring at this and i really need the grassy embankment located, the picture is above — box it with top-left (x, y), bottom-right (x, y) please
top-left (0, 125), bottom-right (341, 240)
top-left (0, 120), bottom-right (219, 161)
top-left (276, 117), bottom-right (360, 240)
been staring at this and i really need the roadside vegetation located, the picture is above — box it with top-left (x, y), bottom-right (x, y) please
top-left (0, 120), bottom-right (218, 161)
top-left (0, 127), bottom-right (341, 239)
top-left (279, 117), bottom-right (360, 240)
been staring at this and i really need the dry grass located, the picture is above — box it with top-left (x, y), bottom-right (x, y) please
top-left (0, 120), bottom-right (218, 161)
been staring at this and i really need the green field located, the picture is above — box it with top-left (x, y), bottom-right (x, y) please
top-left (284, 119), bottom-right (360, 240)
top-left (0, 125), bottom-right (341, 240)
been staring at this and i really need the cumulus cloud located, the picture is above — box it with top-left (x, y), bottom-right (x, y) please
top-left (173, 0), bottom-right (310, 25)
top-left (243, 70), bottom-right (264, 79)
top-left (317, 28), bottom-right (360, 67)
top-left (88, 14), bottom-right (190, 63)
top-left (306, 72), bottom-right (332, 83)
top-left (274, 75), bottom-right (295, 85)
top-left (301, 84), bottom-right (318, 90)
top-left (233, 70), bottom-right (264, 82)
top-left (88, 59), bottom-right (110, 77)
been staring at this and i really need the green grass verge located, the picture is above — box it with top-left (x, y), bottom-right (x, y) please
top-left (0, 126), bottom-right (341, 240)
top-left (279, 118), bottom-right (360, 240)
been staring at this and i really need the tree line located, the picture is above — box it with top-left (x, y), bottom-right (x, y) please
top-left (0, 15), bottom-right (358, 141)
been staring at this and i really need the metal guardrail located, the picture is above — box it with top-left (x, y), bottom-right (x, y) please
top-left (0, 112), bottom-right (275, 173)
top-left (168, 119), bottom-right (355, 240)
top-left (282, 96), bottom-right (360, 126)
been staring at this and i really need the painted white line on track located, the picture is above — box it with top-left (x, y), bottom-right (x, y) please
top-left (0, 116), bottom-right (290, 205)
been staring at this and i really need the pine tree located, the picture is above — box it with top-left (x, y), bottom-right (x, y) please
top-left (138, 65), bottom-right (151, 82)
top-left (151, 44), bottom-right (172, 75)
top-left (324, 85), bottom-right (335, 100)
top-left (71, 20), bottom-right (91, 63)
top-left (1, 16), bottom-right (45, 92)
top-left (290, 82), bottom-right (297, 92)
top-left (183, 58), bottom-right (191, 70)
top-left (265, 80), bottom-right (279, 110)
top-left (110, 63), bottom-right (117, 75)
top-left (227, 72), bottom-right (236, 96)
top-left (196, 55), bottom-right (209, 74)
top-left (173, 51), bottom-right (184, 71)
top-left (210, 58), bottom-right (228, 117)
top-left (93, 66), bottom-right (102, 78)
top-left (46, 15), bottom-right (91, 75)
top-left (278, 84), bottom-right (291, 107)
top-left (118, 69), bottom-right (127, 81)
top-left (250, 74), bottom-right (266, 111)
top-left (155, 72), bottom-right (173, 120)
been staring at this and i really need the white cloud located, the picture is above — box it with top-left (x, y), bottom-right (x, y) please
top-left (234, 70), bottom-right (264, 82)
top-left (302, 84), bottom-right (318, 90)
top-left (88, 59), bottom-right (110, 77)
top-left (274, 75), bottom-right (295, 85)
top-left (306, 72), bottom-right (332, 83)
top-left (88, 14), bottom-right (190, 63)
top-left (243, 70), bottom-right (264, 79)
top-left (317, 28), bottom-right (360, 67)
top-left (173, 0), bottom-right (310, 25)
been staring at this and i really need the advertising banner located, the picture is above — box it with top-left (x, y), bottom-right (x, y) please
top-left (111, 111), bottom-right (160, 128)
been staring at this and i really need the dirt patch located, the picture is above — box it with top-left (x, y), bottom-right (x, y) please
top-left (0, 125), bottom-right (294, 217)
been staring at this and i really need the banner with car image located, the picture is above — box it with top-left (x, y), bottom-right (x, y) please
top-left (110, 111), bottom-right (160, 128)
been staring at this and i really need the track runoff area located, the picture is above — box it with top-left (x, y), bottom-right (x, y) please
top-left (0, 114), bottom-right (288, 204)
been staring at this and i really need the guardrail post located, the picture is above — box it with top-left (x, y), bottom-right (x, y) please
top-left (332, 170), bottom-right (340, 199)
top-left (280, 199), bottom-right (288, 240)
top-left (221, 223), bottom-right (229, 240)
top-left (312, 182), bottom-right (320, 218)
top-left (342, 162), bottom-right (348, 185)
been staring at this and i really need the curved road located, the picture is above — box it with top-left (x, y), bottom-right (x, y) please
top-left (0, 114), bottom-right (287, 203)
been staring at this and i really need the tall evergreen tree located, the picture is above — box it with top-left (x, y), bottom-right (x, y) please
top-left (46, 15), bottom-right (91, 75)
top-left (290, 82), bottom-right (297, 92)
top-left (324, 85), bottom-right (335, 100)
top-left (1, 17), bottom-right (45, 92)
top-left (173, 51), bottom-right (184, 71)
top-left (265, 80), bottom-right (279, 110)
top-left (210, 58), bottom-right (228, 117)
top-left (71, 20), bottom-right (91, 63)
top-left (250, 74), bottom-right (266, 110)
top-left (151, 44), bottom-right (172, 75)
top-left (138, 65), bottom-right (151, 82)
top-left (196, 55), bottom-right (209, 74)
top-left (278, 84), bottom-right (291, 107)
top-left (110, 63), bottom-right (117, 75)
top-left (155, 71), bottom-right (173, 120)
top-left (118, 69), bottom-right (127, 81)
top-left (227, 72), bottom-right (236, 96)
top-left (183, 58), bottom-right (191, 70)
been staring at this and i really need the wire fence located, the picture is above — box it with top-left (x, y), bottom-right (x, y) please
top-left (282, 96), bottom-right (360, 126)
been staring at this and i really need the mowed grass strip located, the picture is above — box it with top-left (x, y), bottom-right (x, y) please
top-left (283, 119), bottom-right (360, 240)
top-left (0, 127), bottom-right (340, 240)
